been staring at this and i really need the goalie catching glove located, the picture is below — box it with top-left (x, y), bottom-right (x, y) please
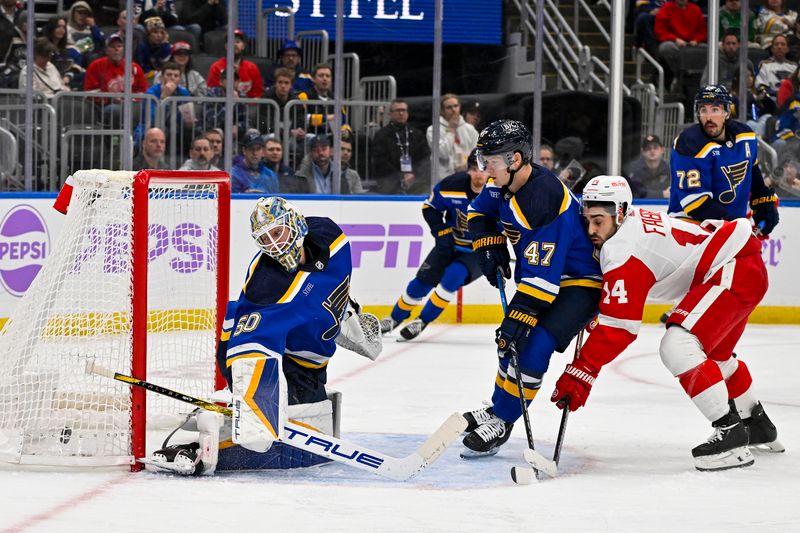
top-left (472, 233), bottom-right (511, 288)
top-left (335, 297), bottom-right (382, 360)
top-left (551, 359), bottom-right (599, 411)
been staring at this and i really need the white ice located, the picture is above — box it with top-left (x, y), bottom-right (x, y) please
top-left (1, 324), bottom-right (798, 532)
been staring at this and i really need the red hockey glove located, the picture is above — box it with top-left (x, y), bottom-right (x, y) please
top-left (551, 360), bottom-right (599, 411)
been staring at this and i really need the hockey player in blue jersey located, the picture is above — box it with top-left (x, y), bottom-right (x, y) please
top-left (147, 196), bottom-right (381, 475)
top-left (460, 120), bottom-right (602, 456)
top-left (668, 85), bottom-right (779, 237)
top-left (380, 149), bottom-right (490, 341)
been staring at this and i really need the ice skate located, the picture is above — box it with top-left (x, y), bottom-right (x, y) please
top-left (380, 317), bottom-right (398, 334)
top-left (744, 402), bottom-right (785, 453)
top-left (692, 410), bottom-right (754, 471)
top-left (460, 413), bottom-right (513, 459)
top-left (139, 442), bottom-right (204, 475)
top-left (462, 405), bottom-right (495, 433)
top-left (397, 319), bottom-right (427, 341)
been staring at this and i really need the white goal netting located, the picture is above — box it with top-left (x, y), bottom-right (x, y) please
top-left (0, 170), bottom-right (228, 467)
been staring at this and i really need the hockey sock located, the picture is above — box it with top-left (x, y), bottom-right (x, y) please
top-left (723, 359), bottom-right (757, 417)
top-left (418, 262), bottom-right (467, 323)
top-left (390, 278), bottom-right (431, 323)
top-left (677, 360), bottom-right (729, 422)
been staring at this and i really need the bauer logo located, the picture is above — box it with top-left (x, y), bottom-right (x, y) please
top-left (0, 205), bottom-right (50, 297)
top-left (340, 223), bottom-right (424, 268)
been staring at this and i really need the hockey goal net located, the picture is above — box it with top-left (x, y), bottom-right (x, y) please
top-left (0, 170), bottom-right (230, 468)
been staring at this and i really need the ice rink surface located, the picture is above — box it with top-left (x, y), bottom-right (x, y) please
top-left (1, 324), bottom-right (798, 532)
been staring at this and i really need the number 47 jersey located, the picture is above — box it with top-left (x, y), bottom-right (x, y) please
top-left (582, 208), bottom-right (754, 365)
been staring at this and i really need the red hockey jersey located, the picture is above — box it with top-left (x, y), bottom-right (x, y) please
top-left (580, 208), bottom-right (753, 368)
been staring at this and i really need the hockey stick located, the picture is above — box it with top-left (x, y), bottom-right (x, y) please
top-left (523, 329), bottom-right (583, 478)
top-left (494, 271), bottom-right (558, 483)
top-left (85, 360), bottom-right (466, 481)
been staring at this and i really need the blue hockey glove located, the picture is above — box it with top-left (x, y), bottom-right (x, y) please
top-left (495, 304), bottom-right (538, 358)
top-left (473, 233), bottom-right (511, 288)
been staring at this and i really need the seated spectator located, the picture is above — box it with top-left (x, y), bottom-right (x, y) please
top-left (773, 159), bottom-right (800, 197)
top-left (268, 40), bottom-right (313, 93)
top-left (719, 0), bottom-right (756, 45)
top-left (633, 0), bottom-right (663, 57)
top-left (340, 138), bottom-right (367, 193)
top-left (297, 63), bottom-right (346, 138)
top-left (135, 0), bottom-right (200, 38)
top-left (296, 134), bottom-right (358, 194)
top-left (133, 127), bottom-right (171, 170)
top-left (84, 33), bottom-right (147, 126)
top-left (701, 29), bottom-right (753, 88)
top-left (180, 136), bottom-right (220, 170)
top-left (261, 67), bottom-right (302, 135)
top-left (207, 29), bottom-right (263, 98)
top-left (730, 68), bottom-right (777, 137)
top-left (135, 16), bottom-right (172, 81)
top-left (263, 135), bottom-right (307, 193)
top-left (65, 1), bottom-right (104, 62)
top-left (755, 0), bottom-right (797, 49)
top-left (371, 98), bottom-right (430, 194)
top-left (19, 38), bottom-right (70, 97)
top-left (538, 144), bottom-right (556, 170)
top-left (204, 127), bottom-right (223, 168)
top-left (0, 7), bottom-right (25, 88)
top-left (755, 34), bottom-right (797, 96)
top-left (154, 41), bottom-right (206, 96)
top-left (426, 93), bottom-right (479, 179)
top-left (43, 16), bottom-right (84, 89)
top-left (626, 134), bottom-right (670, 198)
top-left (142, 62), bottom-right (192, 143)
top-left (654, 0), bottom-right (707, 90)
top-left (179, 0), bottom-right (227, 36)
top-left (201, 68), bottom-right (249, 139)
top-left (462, 100), bottom-right (483, 130)
top-left (231, 130), bottom-right (280, 193)
top-left (0, 0), bottom-right (21, 67)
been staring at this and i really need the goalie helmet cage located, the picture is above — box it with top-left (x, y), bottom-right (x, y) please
top-left (0, 170), bottom-right (230, 470)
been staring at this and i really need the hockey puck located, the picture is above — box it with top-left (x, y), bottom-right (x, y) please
top-left (510, 466), bottom-right (535, 485)
top-left (60, 427), bottom-right (72, 444)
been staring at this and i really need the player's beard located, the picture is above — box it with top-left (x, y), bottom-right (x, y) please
top-left (701, 118), bottom-right (724, 140)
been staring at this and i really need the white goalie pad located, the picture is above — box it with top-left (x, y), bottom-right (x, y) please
top-left (231, 356), bottom-right (288, 453)
top-left (336, 308), bottom-right (383, 360)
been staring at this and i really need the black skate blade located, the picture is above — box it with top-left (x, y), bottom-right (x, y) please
top-left (460, 447), bottom-right (500, 459)
top-left (750, 439), bottom-right (786, 453)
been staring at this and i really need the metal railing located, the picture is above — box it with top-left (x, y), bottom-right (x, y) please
top-left (256, 7), bottom-right (294, 59)
top-left (0, 125), bottom-right (18, 190)
top-left (635, 48), bottom-right (665, 104)
top-left (758, 137), bottom-right (778, 180)
top-left (654, 102), bottom-right (686, 161)
top-left (328, 52), bottom-right (360, 100)
top-left (360, 76), bottom-right (397, 103)
top-left (60, 129), bottom-right (132, 179)
top-left (630, 82), bottom-right (658, 137)
top-left (0, 104), bottom-right (58, 190)
top-left (299, 30), bottom-right (330, 70)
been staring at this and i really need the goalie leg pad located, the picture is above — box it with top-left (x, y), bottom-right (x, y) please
top-left (231, 356), bottom-right (287, 453)
top-left (195, 410), bottom-right (224, 475)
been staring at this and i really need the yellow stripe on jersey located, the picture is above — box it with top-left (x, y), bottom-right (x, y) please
top-left (684, 195), bottom-right (708, 214)
top-left (517, 283), bottom-right (557, 303)
top-left (558, 182), bottom-right (571, 215)
top-left (277, 271), bottom-right (310, 304)
top-left (695, 142), bottom-right (720, 158)
top-left (286, 354), bottom-right (330, 369)
top-left (244, 358), bottom-right (279, 438)
top-left (467, 211), bottom-right (485, 221)
top-left (735, 132), bottom-right (756, 143)
top-left (220, 329), bottom-right (231, 342)
top-left (242, 254), bottom-right (263, 294)
top-left (329, 232), bottom-right (347, 257)
top-left (440, 191), bottom-right (468, 199)
top-left (510, 196), bottom-right (532, 229)
top-left (560, 278), bottom-right (603, 289)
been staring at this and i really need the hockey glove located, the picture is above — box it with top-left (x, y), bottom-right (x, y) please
top-left (750, 192), bottom-right (779, 237)
top-left (495, 304), bottom-right (538, 358)
top-left (433, 226), bottom-right (456, 255)
top-left (473, 233), bottom-right (511, 288)
top-left (551, 360), bottom-right (599, 411)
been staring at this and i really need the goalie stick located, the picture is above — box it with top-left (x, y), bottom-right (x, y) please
top-left (85, 360), bottom-right (466, 481)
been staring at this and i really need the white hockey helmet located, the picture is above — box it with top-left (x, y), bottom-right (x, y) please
top-left (250, 196), bottom-right (309, 272)
top-left (581, 175), bottom-right (633, 222)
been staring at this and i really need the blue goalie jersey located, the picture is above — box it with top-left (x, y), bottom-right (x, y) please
top-left (217, 217), bottom-right (352, 383)
top-left (422, 171), bottom-right (480, 246)
top-left (467, 168), bottom-right (602, 307)
top-left (668, 120), bottom-right (760, 220)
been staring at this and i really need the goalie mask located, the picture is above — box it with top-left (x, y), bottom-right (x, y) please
top-left (581, 175), bottom-right (633, 224)
top-left (250, 196), bottom-right (309, 272)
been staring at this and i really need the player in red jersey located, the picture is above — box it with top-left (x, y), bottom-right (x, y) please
top-left (550, 176), bottom-right (783, 471)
